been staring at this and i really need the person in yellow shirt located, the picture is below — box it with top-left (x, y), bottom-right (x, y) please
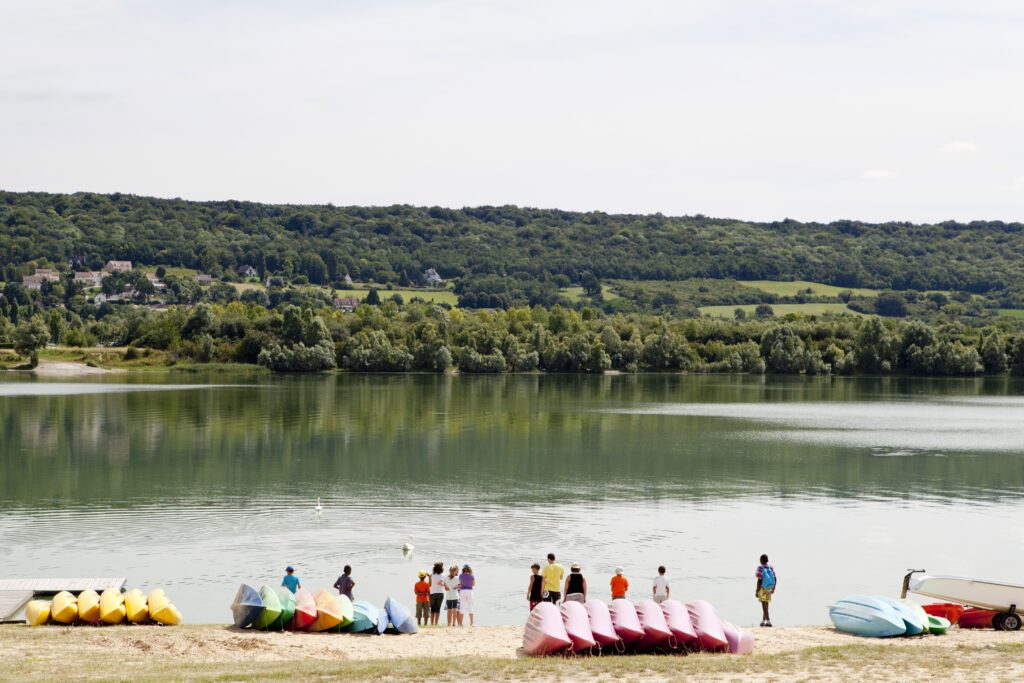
top-left (541, 553), bottom-right (564, 604)
top-left (611, 567), bottom-right (629, 599)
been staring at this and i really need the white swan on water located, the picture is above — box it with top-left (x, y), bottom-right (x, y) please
top-left (402, 541), bottom-right (414, 552)
top-left (315, 497), bottom-right (323, 514)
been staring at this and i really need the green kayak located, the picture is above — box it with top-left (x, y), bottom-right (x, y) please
top-left (927, 615), bottom-right (951, 635)
top-left (327, 594), bottom-right (355, 632)
top-left (253, 585), bottom-right (282, 630)
top-left (274, 587), bottom-right (295, 630)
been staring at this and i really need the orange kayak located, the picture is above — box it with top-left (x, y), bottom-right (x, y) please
top-left (311, 590), bottom-right (343, 632)
top-left (292, 589), bottom-right (317, 631)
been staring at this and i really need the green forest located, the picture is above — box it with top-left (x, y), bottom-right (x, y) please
top-left (3, 190), bottom-right (1024, 376)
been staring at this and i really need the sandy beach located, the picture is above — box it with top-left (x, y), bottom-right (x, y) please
top-left (3, 623), bottom-right (1024, 682)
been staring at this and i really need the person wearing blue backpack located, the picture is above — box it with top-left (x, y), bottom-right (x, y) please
top-left (755, 554), bottom-right (777, 627)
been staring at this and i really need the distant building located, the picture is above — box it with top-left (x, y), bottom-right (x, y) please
top-left (93, 293), bottom-right (108, 304)
top-left (35, 268), bottom-right (61, 282)
top-left (22, 275), bottom-right (45, 290)
top-left (145, 272), bottom-right (164, 288)
top-left (74, 271), bottom-right (107, 287)
top-left (237, 265), bottom-right (259, 279)
top-left (196, 274), bottom-right (213, 285)
top-left (344, 273), bottom-right (354, 286)
top-left (334, 297), bottom-right (360, 312)
top-left (104, 260), bottom-right (133, 273)
top-left (423, 268), bottom-right (444, 287)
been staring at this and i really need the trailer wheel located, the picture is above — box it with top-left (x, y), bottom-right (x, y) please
top-left (993, 614), bottom-right (1005, 630)
top-left (1001, 613), bottom-right (1022, 631)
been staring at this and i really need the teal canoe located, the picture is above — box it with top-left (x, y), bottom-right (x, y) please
top-left (327, 594), bottom-right (355, 632)
top-left (253, 585), bottom-right (282, 630)
top-left (343, 601), bottom-right (380, 634)
top-left (275, 587), bottom-right (296, 630)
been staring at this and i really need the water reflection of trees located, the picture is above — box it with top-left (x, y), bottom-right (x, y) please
top-left (3, 375), bottom-right (1024, 504)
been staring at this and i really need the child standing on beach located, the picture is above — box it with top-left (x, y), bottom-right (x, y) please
top-left (333, 565), bottom-right (354, 601)
top-left (281, 566), bottom-right (301, 594)
top-left (652, 566), bottom-right (669, 603)
top-left (610, 567), bottom-right (629, 600)
top-left (459, 565), bottom-right (476, 626)
top-left (429, 562), bottom-right (445, 626)
top-left (527, 563), bottom-right (543, 611)
top-left (755, 554), bottom-right (777, 627)
top-left (414, 571), bottom-right (431, 626)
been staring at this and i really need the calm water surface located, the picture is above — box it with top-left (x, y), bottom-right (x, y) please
top-left (2, 373), bottom-right (1024, 627)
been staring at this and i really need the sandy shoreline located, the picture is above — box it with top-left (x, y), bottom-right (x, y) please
top-left (3, 623), bottom-right (1024, 681)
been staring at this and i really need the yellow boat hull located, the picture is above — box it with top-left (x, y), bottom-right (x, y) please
top-left (51, 591), bottom-right (78, 624)
top-left (100, 589), bottom-right (126, 625)
top-left (25, 600), bottom-right (51, 626)
top-left (124, 589), bottom-right (149, 624)
top-left (148, 589), bottom-right (182, 626)
top-left (77, 589), bottom-right (101, 624)
top-left (311, 590), bottom-right (343, 632)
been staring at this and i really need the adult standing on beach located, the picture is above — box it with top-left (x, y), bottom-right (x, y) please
top-left (445, 565), bottom-right (461, 626)
top-left (281, 566), bottom-right (301, 594)
top-left (756, 554), bottom-right (777, 627)
top-left (527, 563), bottom-right (543, 611)
top-left (459, 564), bottom-right (476, 626)
top-left (563, 563), bottom-right (587, 603)
top-left (541, 553), bottom-right (564, 604)
top-left (429, 562), bottom-right (445, 626)
top-left (333, 565), bottom-right (355, 601)
top-left (652, 566), bottom-right (669, 603)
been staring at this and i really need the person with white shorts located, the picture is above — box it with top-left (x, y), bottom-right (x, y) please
top-left (458, 564), bottom-right (476, 625)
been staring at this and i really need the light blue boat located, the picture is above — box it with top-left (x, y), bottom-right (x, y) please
top-left (828, 595), bottom-right (906, 637)
top-left (384, 596), bottom-right (418, 634)
top-left (876, 597), bottom-right (926, 635)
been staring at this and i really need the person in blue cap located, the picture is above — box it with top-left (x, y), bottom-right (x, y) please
top-left (282, 565), bottom-right (301, 593)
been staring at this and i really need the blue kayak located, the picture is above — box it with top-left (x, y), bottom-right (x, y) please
top-left (384, 596), bottom-right (418, 634)
top-left (876, 597), bottom-right (926, 635)
top-left (829, 595), bottom-right (906, 637)
top-left (344, 600), bottom-right (380, 634)
top-left (230, 584), bottom-right (264, 629)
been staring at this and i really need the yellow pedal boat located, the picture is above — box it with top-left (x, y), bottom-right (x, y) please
top-left (148, 589), bottom-right (182, 626)
top-left (51, 591), bottom-right (78, 624)
top-left (124, 588), bottom-right (149, 624)
top-left (100, 588), bottom-right (126, 625)
top-left (77, 589), bottom-right (101, 624)
top-left (24, 600), bottom-right (51, 626)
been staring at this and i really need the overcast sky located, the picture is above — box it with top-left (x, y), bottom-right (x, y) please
top-left (2, 0), bottom-right (1023, 222)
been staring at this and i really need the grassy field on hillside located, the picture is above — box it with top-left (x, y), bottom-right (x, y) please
top-left (739, 280), bottom-right (881, 298)
top-left (561, 285), bottom-right (622, 303)
top-left (700, 303), bottom-right (862, 318)
top-left (333, 288), bottom-right (459, 305)
top-left (998, 309), bottom-right (1024, 319)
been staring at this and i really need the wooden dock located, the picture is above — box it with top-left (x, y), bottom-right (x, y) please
top-left (0, 578), bottom-right (126, 623)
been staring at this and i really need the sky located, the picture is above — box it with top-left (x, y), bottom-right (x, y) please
top-left (2, 0), bottom-right (1024, 223)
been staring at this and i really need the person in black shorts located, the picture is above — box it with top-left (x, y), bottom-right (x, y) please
top-left (429, 562), bottom-right (445, 625)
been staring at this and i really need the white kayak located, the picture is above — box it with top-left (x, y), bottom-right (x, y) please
top-left (909, 574), bottom-right (1024, 613)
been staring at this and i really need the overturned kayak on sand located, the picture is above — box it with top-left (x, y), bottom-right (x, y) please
top-left (230, 584), bottom-right (263, 629)
top-left (25, 600), bottom-right (51, 626)
top-left (345, 600), bottom-right (381, 634)
top-left (125, 589), bottom-right (149, 624)
top-left (523, 602), bottom-right (571, 656)
top-left (51, 591), bottom-right (78, 625)
top-left (560, 601), bottom-right (597, 652)
top-left (253, 586), bottom-right (282, 631)
top-left (634, 599), bottom-right (672, 652)
top-left (384, 596), bottom-right (418, 634)
top-left (77, 589), bottom-right (101, 624)
top-left (584, 599), bottom-right (619, 648)
top-left (686, 600), bottom-right (728, 651)
top-left (100, 589), bottom-right (126, 625)
top-left (292, 589), bottom-right (317, 631)
top-left (609, 599), bottom-right (644, 646)
top-left (829, 596), bottom-right (906, 638)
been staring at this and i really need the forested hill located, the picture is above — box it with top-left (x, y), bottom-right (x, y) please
top-left (2, 190), bottom-right (1023, 297)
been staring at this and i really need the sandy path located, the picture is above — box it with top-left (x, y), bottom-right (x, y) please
top-left (30, 360), bottom-right (114, 376)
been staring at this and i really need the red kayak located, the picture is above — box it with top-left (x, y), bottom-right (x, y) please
top-left (922, 603), bottom-right (965, 625)
top-left (291, 588), bottom-right (317, 631)
top-left (958, 607), bottom-right (999, 629)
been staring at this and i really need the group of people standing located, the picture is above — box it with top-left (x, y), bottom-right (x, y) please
top-left (525, 552), bottom-right (778, 627)
top-left (414, 562), bottom-right (476, 627)
top-left (526, 553), bottom-right (672, 608)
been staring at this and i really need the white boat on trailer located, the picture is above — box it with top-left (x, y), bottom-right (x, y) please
top-left (902, 571), bottom-right (1024, 631)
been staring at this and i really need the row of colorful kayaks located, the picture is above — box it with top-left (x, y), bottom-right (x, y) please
top-left (828, 596), bottom-right (952, 637)
top-left (523, 599), bottom-right (752, 656)
top-left (230, 584), bottom-right (418, 634)
top-left (25, 589), bottom-right (181, 627)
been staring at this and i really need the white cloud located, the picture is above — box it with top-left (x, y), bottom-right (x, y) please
top-left (861, 169), bottom-right (900, 181)
top-left (938, 141), bottom-right (979, 155)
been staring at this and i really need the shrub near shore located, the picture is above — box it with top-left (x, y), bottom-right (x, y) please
top-left (6, 298), bottom-right (1024, 376)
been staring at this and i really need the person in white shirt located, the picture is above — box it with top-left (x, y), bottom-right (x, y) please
top-left (652, 565), bottom-right (670, 604)
top-left (444, 565), bottom-right (461, 626)
top-left (430, 562), bottom-right (446, 626)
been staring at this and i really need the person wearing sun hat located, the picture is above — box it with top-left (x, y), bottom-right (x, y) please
top-left (414, 570), bottom-right (431, 626)
top-left (610, 566), bottom-right (629, 600)
top-left (563, 562), bottom-right (588, 603)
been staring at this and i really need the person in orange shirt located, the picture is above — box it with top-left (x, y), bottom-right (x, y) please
top-left (414, 570), bottom-right (431, 626)
top-left (611, 567), bottom-right (629, 600)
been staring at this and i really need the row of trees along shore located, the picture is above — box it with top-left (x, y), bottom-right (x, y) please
top-left (4, 296), bottom-right (1024, 375)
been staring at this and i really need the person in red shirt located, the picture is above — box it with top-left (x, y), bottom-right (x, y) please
top-left (611, 567), bottom-right (629, 599)
top-left (414, 571), bottom-right (431, 626)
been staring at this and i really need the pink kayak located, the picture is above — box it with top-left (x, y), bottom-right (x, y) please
top-left (635, 599), bottom-right (673, 651)
top-left (560, 601), bottom-right (597, 652)
top-left (660, 599), bottom-right (698, 646)
top-left (584, 599), bottom-right (620, 648)
top-left (609, 599), bottom-right (644, 645)
top-left (686, 600), bottom-right (728, 651)
top-left (523, 602), bottom-right (572, 656)
top-left (721, 620), bottom-right (754, 654)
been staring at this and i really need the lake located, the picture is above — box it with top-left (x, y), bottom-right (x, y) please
top-left (3, 373), bottom-right (1024, 627)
